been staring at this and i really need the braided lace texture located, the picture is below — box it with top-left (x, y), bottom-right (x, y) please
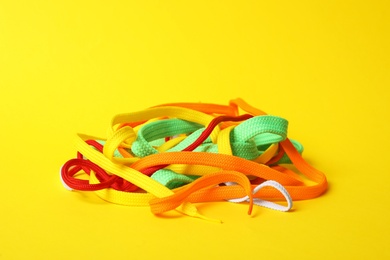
top-left (60, 98), bottom-right (328, 222)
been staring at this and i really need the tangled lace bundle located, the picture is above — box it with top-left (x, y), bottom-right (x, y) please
top-left (60, 98), bottom-right (328, 222)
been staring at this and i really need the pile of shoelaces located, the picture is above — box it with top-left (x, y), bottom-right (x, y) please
top-left (61, 98), bottom-right (328, 222)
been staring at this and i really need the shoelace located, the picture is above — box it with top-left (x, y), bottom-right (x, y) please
top-left (60, 98), bottom-right (328, 222)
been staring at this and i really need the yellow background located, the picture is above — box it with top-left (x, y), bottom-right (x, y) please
top-left (1, 1), bottom-right (389, 259)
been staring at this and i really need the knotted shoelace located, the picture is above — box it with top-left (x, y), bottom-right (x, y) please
top-left (60, 98), bottom-right (328, 222)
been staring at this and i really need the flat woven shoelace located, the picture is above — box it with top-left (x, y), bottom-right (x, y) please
top-left (60, 98), bottom-right (328, 222)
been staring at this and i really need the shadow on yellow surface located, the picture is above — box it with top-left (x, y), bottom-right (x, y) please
top-left (0, 0), bottom-right (389, 259)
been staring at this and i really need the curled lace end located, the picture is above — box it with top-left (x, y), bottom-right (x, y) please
top-left (247, 194), bottom-right (254, 215)
top-left (180, 202), bottom-right (223, 223)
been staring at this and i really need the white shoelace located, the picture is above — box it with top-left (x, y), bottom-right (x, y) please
top-left (227, 180), bottom-right (293, 212)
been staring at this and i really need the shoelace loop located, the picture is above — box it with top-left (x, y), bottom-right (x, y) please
top-left (60, 98), bottom-right (328, 222)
